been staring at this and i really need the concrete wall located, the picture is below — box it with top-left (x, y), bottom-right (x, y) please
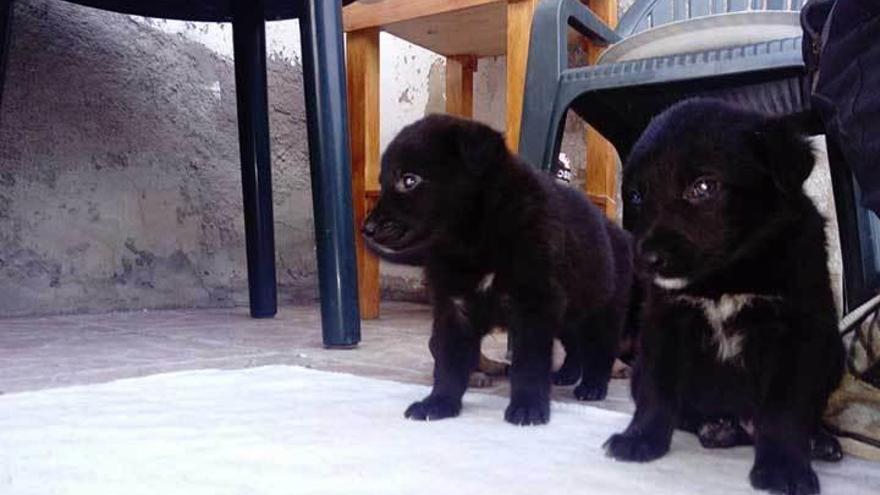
top-left (2, 0), bottom-right (282, 316)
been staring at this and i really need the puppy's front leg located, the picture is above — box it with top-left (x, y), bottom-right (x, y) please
top-left (405, 296), bottom-right (481, 421)
top-left (749, 331), bottom-right (835, 495)
top-left (605, 307), bottom-right (683, 462)
top-left (505, 296), bottom-right (557, 426)
top-left (604, 369), bottom-right (676, 461)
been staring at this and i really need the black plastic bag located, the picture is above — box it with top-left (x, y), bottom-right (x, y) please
top-left (802, 0), bottom-right (880, 215)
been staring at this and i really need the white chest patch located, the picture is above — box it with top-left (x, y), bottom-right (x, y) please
top-left (477, 273), bottom-right (495, 293)
top-left (451, 297), bottom-right (468, 322)
top-left (675, 294), bottom-right (780, 363)
top-left (654, 277), bottom-right (690, 290)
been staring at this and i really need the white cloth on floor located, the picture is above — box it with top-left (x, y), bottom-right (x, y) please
top-left (1, 365), bottom-right (878, 495)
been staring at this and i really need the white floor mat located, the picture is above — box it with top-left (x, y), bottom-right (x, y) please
top-left (1, 365), bottom-right (877, 495)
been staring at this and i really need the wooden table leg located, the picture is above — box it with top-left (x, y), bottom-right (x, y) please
top-left (585, 126), bottom-right (618, 218)
top-left (346, 27), bottom-right (381, 320)
top-left (584, 0), bottom-right (619, 220)
top-left (505, 0), bottom-right (538, 152)
top-left (446, 55), bottom-right (476, 118)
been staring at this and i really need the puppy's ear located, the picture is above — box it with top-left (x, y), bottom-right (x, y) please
top-left (751, 118), bottom-right (815, 195)
top-left (450, 119), bottom-right (509, 175)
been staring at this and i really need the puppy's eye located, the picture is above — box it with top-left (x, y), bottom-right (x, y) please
top-left (395, 173), bottom-right (423, 193)
top-left (627, 190), bottom-right (644, 206)
top-left (684, 177), bottom-right (720, 203)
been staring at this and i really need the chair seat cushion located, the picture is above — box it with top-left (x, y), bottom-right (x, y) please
top-left (66, 0), bottom-right (357, 22)
top-left (599, 11), bottom-right (802, 64)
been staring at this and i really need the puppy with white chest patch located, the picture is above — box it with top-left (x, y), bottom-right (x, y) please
top-left (605, 99), bottom-right (844, 495)
top-left (362, 115), bottom-right (634, 425)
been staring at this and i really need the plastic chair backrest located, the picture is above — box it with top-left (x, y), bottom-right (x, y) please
top-left (617, 0), bottom-right (806, 36)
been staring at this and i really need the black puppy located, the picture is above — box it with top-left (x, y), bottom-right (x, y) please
top-left (363, 115), bottom-right (633, 425)
top-left (605, 99), bottom-right (844, 495)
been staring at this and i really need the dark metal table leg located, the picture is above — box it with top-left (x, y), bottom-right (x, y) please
top-left (232, 0), bottom-right (278, 319)
top-left (0, 0), bottom-right (13, 113)
top-left (300, 0), bottom-right (361, 347)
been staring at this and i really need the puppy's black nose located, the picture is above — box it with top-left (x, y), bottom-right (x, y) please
top-left (642, 250), bottom-right (667, 271)
top-left (362, 219), bottom-right (377, 238)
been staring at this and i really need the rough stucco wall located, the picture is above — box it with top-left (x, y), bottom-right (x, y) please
top-left (472, 57), bottom-right (506, 132)
top-left (379, 34), bottom-right (444, 150)
top-left (0, 0), bottom-right (317, 316)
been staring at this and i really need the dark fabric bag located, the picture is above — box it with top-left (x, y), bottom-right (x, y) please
top-left (802, 0), bottom-right (880, 215)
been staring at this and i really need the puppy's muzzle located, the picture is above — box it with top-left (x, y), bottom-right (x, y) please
top-left (361, 218), bottom-right (378, 238)
top-left (362, 218), bottom-right (408, 247)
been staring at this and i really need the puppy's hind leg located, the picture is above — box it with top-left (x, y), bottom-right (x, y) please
top-left (697, 417), bottom-right (753, 449)
top-left (469, 352), bottom-right (509, 388)
top-left (678, 408), bottom-right (753, 449)
top-left (405, 296), bottom-right (481, 421)
top-left (580, 247), bottom-right (632, 399)
top-left (469, 352), bottom-right (507, 387)
top-left (811, 428), bottom-right (842, 462)
top-left (479, 352), bottom-right (509, 376)
top-left (552, 331), bottom-right (582, 386)
top-left (574, 307), bottom-right (622, 401)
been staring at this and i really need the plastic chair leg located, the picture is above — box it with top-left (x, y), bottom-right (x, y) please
top-left (300, 0), bottom-right (361, 347)
top-left (232, 0), bottom-right (278, 319)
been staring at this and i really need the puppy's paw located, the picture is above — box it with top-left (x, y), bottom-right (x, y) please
top-left (574, 380), bottom-right (608, 401)
top-left (468, 371), bottom-right (494, 388)
top-left (479, 356), bottom-right (509, 377)
top-left (604, 433), bottom-right (669, 462)
top-left (750, 459), bottom-right (819, 495)
top-left (811, 430), bottom-right (843, 463)
top-left (697, 417), bottom-right (751, 449)
top-left (404, 396), bottom-right (461, 421)
top-left (552, 365), bottom-right (581, 386)
top-left (611, 358), bottom-right (632, 379)
top-left (504, 397), bottom-right (550, 426)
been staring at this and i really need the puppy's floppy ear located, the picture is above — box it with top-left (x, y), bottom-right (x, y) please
top-left (751, 117), bottom-right (815, 195)
top-left (449, 119), bottom-right (509, 175)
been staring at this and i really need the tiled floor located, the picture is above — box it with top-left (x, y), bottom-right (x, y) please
top-left (0, 302), bottom-right (633, 413)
